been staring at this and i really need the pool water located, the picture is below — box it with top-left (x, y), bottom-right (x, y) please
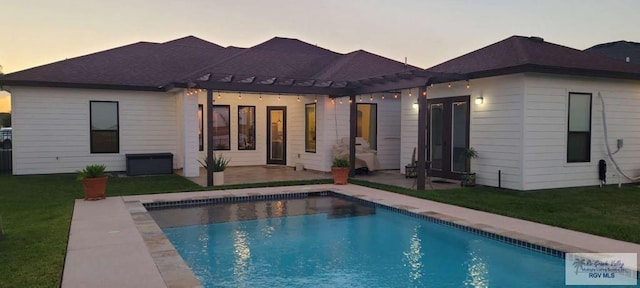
top-left (153, 196), bottom-right (595, 287)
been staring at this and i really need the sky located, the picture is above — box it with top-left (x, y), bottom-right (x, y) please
top-left (1, 0), bottom-right (640, 113)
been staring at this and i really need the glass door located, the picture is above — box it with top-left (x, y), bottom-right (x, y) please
top-left (427, 96), bottom-right (469, 179)
top-left (267, 107), bottom-right (286, 165)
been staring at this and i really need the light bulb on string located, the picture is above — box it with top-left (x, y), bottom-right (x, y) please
top-left (381, 94), bottom-right (385, 100)
top-left (238, 92), bottom-right (242, 100)
top-left (448, 83), bottom-right (452, 88)
top-left (466, 81), bottom-right (470, 89)
top-left (314, 96), bottom-right (318, 103)
top-left (369, 95), bottom-right (373, 101)
top-left (339, 98), bottom-right (343, 105)
top-left (394, 94), bottom-right (398, 99)
top-left (217, 91), bottom-right (221, 99)
top-left (359, 96), bottom-right (362, 102)
top-left (259, 93), bottom-right (263, 101)
top-left (278, 94), bottom-right (281, 101)
top-left (409, 90), bottom-right (412, 97)
top-left (297, 96), bottom-right (300, 102)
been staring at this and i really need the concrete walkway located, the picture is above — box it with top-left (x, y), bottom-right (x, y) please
top-left (63, 184), bottom-right (640, 287)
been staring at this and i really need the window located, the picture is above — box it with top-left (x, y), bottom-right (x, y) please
top-left (212, 105), bottom-right (230, 150)
top-left (567, 93), bottom-right (592, 162)
top-left (238, 106), bottom-right (255, 150)
top-left (356, 103), bottom-right (377, 149)
top-left (198, 104), bottom-right (203, 151)
top-left (305, 104), bottom-right (316, 152)
top-left (90, 101), bottom-right (119, 153)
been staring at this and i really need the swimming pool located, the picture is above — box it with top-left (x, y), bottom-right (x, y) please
top-left (147, 193), bottom-right (614, 287)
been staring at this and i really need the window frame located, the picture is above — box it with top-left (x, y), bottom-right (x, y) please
top-left (89, 100), bottom-right (120, 154)
top-left (237, 105), bottom-right (256, 150)
top-left (212, 105), bottom-right (231, 151)
top-left (567, 92), bottom-right (592, 163)
top-left (305, 103), bottom-right (317, 153)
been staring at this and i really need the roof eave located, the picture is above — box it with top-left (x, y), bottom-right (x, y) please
top-left (466, 64), bottom-right (640, 81)
top-left (0, 80), bottom-right (166, 92)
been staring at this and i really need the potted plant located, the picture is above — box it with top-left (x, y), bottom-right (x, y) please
top-left (405, 147), bottom-right (417, 178)
top-left (77, 164), bottom-right (108, 200)
top-left (460, 147), bottom-right (478, 187)
top-left (199, 154), bottom-right (230, 186)
top-left (332, 157), bottom-right (350, 185)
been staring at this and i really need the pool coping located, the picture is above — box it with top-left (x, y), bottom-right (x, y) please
top-left (62, 184), bottom-right (640, 287)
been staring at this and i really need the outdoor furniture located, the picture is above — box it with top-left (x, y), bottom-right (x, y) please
top-left (332, 137), bottom-right (380, 172)
top-left (412, 161), bottom-right (433, 189)
top-left (125, 153), bottom-right (173, 176)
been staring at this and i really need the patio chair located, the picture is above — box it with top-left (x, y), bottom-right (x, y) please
top-left (412, 161), bottom-right (434, 189)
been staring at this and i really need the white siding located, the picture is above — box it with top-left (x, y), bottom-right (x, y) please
top-left (198, 92), bottom-right (334, 171)
top-left (523, 74), bottom-right (640, 190)
top-left (10, 87), bottom-right (179, 175)
top-left (371, 94), bottom-right (402, 170)
top-left (400, 88), bottom-right (419, 170)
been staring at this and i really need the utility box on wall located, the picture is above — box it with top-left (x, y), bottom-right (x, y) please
top-left (125, 153), bottom-right (173, 176)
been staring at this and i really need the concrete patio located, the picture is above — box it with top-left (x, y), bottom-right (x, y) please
top-left (182, 166), bottom-right (461, 190)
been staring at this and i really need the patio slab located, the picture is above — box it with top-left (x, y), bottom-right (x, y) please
top-left (63, 184), bottom-right (640, 287)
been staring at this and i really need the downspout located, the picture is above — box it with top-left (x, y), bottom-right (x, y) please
top-left (598, 92), bottom-right (640, 183)
top-left (349, 94), bottom-right (357, 176)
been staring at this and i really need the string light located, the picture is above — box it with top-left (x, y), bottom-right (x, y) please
top-left (394, 94), bottom-right (398, 99)
top-left (448, 83), bottom-right (452, 88)
top-left (381, 94), bottom-right (385, 100)
top-left (238, 92), bottom-right (242, 100)
top-left (466, 81), bottom-right (470, 89)
top-left (278, 94), bottom-right (281, 101)
top-left (430, 83), bottom-right (434, 88)
top-left (331, 98), bottom-right (335, 104)
top-left (259, 93), bottom-right (263, 101)
top-left (339, 98), bottom-right (343, 105)
top-left (297, 96), bottom-right (300, 102)
top-left (408, 89), bottom-right (412, 97)
top-left (422, 90), bottom-right (427, 96)
top-left (369, 94), bottom-right (373, 101)
top-left (217, 91), bottom-right (221, 99)
top-left (314, 96), bottom-right (318, 103)
top-left (359, 96), bottom-right (363, 102)
top-left (349, 98), bottom-right (353, 104)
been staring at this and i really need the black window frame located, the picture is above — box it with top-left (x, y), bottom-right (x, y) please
top-left (567, 92), bottom-right (592, 163)
top-left (198, 104), bottom-right (204, 151)
top-left (90, 101), bottom-right (119, 154)
top-left (305, 103), bottom-right (317, 153)
top-left (212, 105), bottom-right (231, 151)
top-left (238, 105), bottom-right (256, 150)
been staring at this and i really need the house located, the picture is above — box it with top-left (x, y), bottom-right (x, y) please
top-left (397, 36), bottom-right (640, 190)
top-left (3, 35), bottom-right (640, 191)
top-left (0, 36), bottom-right (416, 179)
top-left (585, 40), bottom-right (640, 65)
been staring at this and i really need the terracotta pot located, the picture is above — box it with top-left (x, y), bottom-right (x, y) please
top-left (332, 167), bottom-right (349, 185)
top-left (83, 176), bottom-right (107, 200)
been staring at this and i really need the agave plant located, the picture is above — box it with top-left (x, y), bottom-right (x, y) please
top-left (199, 154), bottom-right (231, 172)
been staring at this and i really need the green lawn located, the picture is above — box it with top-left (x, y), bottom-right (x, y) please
top-left (1, 173), bottom-right (639, 287)
top-left (0, 173), bottom-right (202, 288)
top-left (350, 179), bottom-right (640, 244)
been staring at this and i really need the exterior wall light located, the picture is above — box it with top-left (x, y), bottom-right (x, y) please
top-left (413, 102), bottom-right (419, 109)
top-left (475, 96), bottom-right (484, 105)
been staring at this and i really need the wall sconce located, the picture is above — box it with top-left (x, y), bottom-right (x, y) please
top-left (475, 96), bottom-right (484, 105)
top-left (413, 102), bottom-right (419, 109)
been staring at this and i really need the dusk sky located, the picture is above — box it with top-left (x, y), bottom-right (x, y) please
top-left (1, 0), bottom-right (639, 113)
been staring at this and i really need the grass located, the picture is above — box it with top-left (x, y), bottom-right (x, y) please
top-left (350, 179), bottom-right (640, 244)
top-left (0, 173), bottom-right (201, 288)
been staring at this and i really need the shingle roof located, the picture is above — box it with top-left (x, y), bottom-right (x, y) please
top-left (0, 36), bottom-right (239, 90)
top-left (0, 36), bottom-right (414, 92)
top-left (428, 36), bottom-right (640, 80)
top-left (585, 41), bottom-right (640, 65)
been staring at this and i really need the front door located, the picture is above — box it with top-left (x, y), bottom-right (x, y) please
top-left (427, 96), bottom-right (470, 179)
top-left (267, 107), bottom-right (286, 165)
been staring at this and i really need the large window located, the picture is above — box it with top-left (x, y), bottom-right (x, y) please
top-left (305, 104), bottom-right (316, 152)
top-left (212, 105), bottom-right (230, 150)
top-left (238, 106), bottom-right (255, 150)
top-left (198, 104), bottom-right (203, 151)
top-left (356, 103), bottom-right (377, 149)
top-left (567, 93), bottom-right (592, 163)
top-left (90, 101), bottom-right (119, 153)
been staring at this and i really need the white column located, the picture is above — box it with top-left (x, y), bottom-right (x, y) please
top-left (182, 92), bottom-right (200, 177)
